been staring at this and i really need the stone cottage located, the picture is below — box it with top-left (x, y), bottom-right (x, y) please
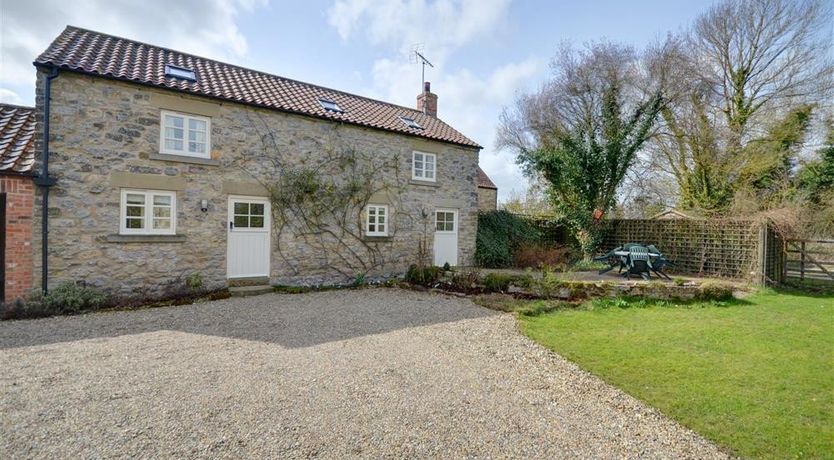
top-left (0, 104), bottom-right (36, 304)
top-left (30, 26), bottom-right (483, 296)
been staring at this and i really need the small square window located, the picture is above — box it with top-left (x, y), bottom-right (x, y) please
top-left (435, 211), bottom-right (456, 233)
top-left (232, 200), bottom-right (267, 229)
top-left (400, 116), bottom-right (423, 129)
top-left (160, 111), bottom-right (211, 158)
top-left (319, 99), bottom-right (343, 113)
top-left (120, 189), bottom-right (177, 235)
top-left (366, 205), bottom-right (389, 237)
top-left (412, 151), bottom-right (437, 182)
top-left (165, 64), bottom-right (197, 81)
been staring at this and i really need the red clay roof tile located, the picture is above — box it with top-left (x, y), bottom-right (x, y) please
top-left (0, 104), bottom-right (36, 174)
top-left (477, 166), bottom-right (497, 189)
top-left (35, 26), bottom-right (481, 149)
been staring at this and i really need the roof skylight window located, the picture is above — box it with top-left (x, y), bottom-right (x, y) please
top-left (319, 99), bottom-right (343, 113)
top-left (165, 64), bottom-right (197, 81)
top-left (400, 116), bottom-right (423, 130)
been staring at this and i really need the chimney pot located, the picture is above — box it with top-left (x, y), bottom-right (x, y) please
top-left (417, 81), bottom-right (438, 117)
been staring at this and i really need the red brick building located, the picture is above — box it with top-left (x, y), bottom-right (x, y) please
top-left (0, 104), bottom-right (36, 304)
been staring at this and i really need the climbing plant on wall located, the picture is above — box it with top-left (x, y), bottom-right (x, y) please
top-left (237, 112), bottom-right (433, 282)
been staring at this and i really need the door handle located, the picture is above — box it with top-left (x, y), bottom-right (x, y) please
top-left (229, 221), bottom-right (234, 230)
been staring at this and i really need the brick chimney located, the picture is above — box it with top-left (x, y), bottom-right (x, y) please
top-left (417, 81), bottom-right (438, 117)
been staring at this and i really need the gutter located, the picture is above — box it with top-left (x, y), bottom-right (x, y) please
top-left (32, 66), bottom-right (59, 294)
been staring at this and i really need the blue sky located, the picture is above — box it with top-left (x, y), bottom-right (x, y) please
top-left (1, 0), bottom-right (715, 201)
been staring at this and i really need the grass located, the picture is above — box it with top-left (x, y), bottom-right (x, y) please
top-left (518, 289), bottom-right (834, 459)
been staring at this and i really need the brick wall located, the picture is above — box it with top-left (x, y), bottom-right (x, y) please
top-left (1, 175), bottom-right (34, 303)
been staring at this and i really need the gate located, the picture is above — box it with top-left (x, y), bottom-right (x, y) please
top-left (785, 239), bottom-right (834, 283)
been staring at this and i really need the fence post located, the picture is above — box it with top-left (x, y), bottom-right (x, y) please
top-left (800, 241), bottom-right (805, 281)
top-left (757, 222), bottom-right (767, 285)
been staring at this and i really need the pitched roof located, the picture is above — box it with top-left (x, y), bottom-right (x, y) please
top-left (477, 166), bottom-right (497, 189)
top-left (0, 104), bottom-right (36, 174)
top-left (35, 26), bottom-right (481, 149)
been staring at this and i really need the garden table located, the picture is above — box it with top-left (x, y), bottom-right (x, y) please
top-left (595, 245), bottom-right (673, 280)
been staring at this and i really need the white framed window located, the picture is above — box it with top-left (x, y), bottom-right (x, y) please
top-left (120, 189), bottom-right (177, 235)
top-left (435, 210), bottom-right (456, 232)
top-left (412, 151), bottom-right (436, 181)
top-left (159, 110), bottom-right (211, 158)
top-left (365, 204), bottom-right (389, 237)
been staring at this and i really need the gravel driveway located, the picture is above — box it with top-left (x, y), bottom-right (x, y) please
top-left (0, 288), bottom-right (726, 458)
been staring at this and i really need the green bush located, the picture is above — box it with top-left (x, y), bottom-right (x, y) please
top-left (569, 259), bottom-right (609, 272)
top-left (482, 273), bottom-right (514, 292)
top-left (3, 282), bottom-right (109, 319)
top-left (405, 265), bottom-right (442, 286)
top-left (695, 281), bottom-right (734, 301)
top-left (185, 272), bottom-right (204, 291)
top-left (475, 211), bottom-right (542, 268)
top-left (448, 269), bottom-right (480, 291)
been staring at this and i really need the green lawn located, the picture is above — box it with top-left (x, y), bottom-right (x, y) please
top-left (519, 290), bottom-right (834, 459)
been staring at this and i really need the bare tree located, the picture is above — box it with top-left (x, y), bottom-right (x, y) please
top-left (646, 0), bottom-right (833, 212)
top-left (693, 0), bottom-right (832, 144)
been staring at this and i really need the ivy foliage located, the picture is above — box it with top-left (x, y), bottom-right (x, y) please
top-left (521, 83), bottom-right (662, 258)
top-left (475, 210), bottom-right (542, 268)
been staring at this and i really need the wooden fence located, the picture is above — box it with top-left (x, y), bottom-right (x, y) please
top-left (600, 219), bottom-right (758, 278)
top-left (515, 213), bottom-right (830, 285)
top-left (785, 240), bottom-right (834, 282)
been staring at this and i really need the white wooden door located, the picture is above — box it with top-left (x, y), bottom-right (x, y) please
top-left (227, 196), bottom-right (271, 278)
top-left (433, 209), bottom-right (459, 266)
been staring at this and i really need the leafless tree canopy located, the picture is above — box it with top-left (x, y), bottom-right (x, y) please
top-left (498, 42), bottom-right (651, 168)
top-left (644, 0), bottom-right (833, 212)
top-left (691, 0), bottom-right (832, 142)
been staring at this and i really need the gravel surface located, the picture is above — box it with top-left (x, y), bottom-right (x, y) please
top-left (0, 288), bottom-right (727, 458)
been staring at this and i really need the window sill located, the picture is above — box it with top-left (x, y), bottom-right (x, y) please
top-left (150, 153), bottom-right (219, 166)
top-left (409, 179), bottom-right (440, 187)
top-left (104, 234), bottom-right (187, 243)
top-left (363, 235), bottom-right (393, 242)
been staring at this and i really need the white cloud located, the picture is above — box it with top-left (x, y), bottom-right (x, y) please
top-left (0, 88), bottom-right (24, 105)
top-left (0, 0), bottom-right (266, 89)
top-left (327, 0), bottom-right (511, 59)
top-left (328, 0), bottom-right (542, 202)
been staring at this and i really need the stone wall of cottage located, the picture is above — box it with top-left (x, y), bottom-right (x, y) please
top-left (477, 187), bottom-right (498, 212)
top-left (2, 175), bottom-right (34, 303)
top-left (32, 71), bottom-right (479, 296)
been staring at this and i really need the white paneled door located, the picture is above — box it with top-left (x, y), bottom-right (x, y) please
top-left (227, 196), bottom-right (271, 278)
top-left (433, 209), bottom-right (459, 267)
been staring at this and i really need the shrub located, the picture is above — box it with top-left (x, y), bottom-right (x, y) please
top-left (3, 282), bottom-right (109, 319)
top-left (185, 272), bottom-right (204, 291)
top-left (475, 210), bottom-right (542, 268)
top-left (695, 281), bottom-right (734, 301)
top-left (569, 259), bottom-right (609, 272)
top-left (482, 273), bottom-right (514, 292)
top-left (405, 264), bottom-right (442, 286)
top-left (513, 243), bottom-right (570, 269)
top-left (448, 268), bottom-right (480, 291)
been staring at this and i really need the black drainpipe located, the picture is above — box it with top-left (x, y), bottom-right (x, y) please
top-left (33, 66), bottom-right (59, 293)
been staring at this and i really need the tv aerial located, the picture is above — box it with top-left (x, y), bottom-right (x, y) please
top-left (410, 44), bottom-right (434, 87)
